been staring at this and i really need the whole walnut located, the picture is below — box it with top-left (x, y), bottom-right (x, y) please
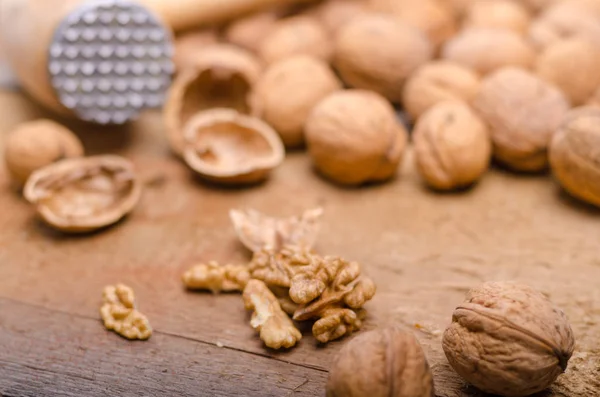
top-left (549, 106), bottom-right (600, 207)
top-left (305, 90), bottom-right (408, 185)
top-left (250, 55), bottom-right (342, 148)
top-left (334, 14), bottom-right (433, 104)
top-left (326, 327), bottom-right (435, 397)
top-left (441, 28), bottom-right (536, 76)
top-left (463, 0), bottom-right (532, 35)
top-left (536, 38), bottom-right (600, 106)
top-left (443, 281), bottom-right (575, 397)
top-left (473, 67), bottom-right (570, 172)
top-left (413, 101), bottom-right (491, 191)
top-left (223, 10), bottom-right (278, 54)
top-left (258, 16), bottom-right (332, 65)
top-left (307, 0), bottom-right (367, 34)
top-left (4, 119), bottom-right (84, 188)
top-left (402, 61), bottom-right (481, 122)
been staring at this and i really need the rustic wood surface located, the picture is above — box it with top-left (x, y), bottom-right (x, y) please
top-left (1, 89), bottom-right (599, 397)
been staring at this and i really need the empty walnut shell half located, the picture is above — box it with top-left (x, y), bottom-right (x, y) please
top-left (182, 109), bottom-right (285, 185)
top-left (23, 155), bottom-right (142, 233)
top-left (163, 44), bottom-right (262, 157)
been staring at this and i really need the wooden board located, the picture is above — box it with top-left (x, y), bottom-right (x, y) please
top-left (1, 89), bottom-right (599, 396)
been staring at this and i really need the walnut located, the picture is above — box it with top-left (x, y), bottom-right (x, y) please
top-left (402, 60), bottom-right (481, 122)
top-left (536, 38), bottom-right (600, 106)
top-left (588, 86), bottom-right (600, 108)
top-left (269, 285), bottom-right (301, 315)
top-left (181, 109), bottom-right (285, 185)
top-left (334, 13), bottom-right (433, 103)
top-left (223, 10), bottom-right (278, 54)
top-left (23, 155), bottom-right (142, 233)
top-left (182, 261), bottom-right (250, 293)
top-left (473, 67), bottom-right (570, 172)
top-left (250, 55), bottom-right (342, 148)
top-left (258, 16), bottom-right (332, 65)
top-left (100, 284), bottom-right (152, 340)
top-left (326, 327), bottom-right (435, 397)
top-left (443, 281), bottom-right (575, 396)
top-left (305, 90), bottom-right (408, 185)
top-left (444, 0), bottom-right (477, 17)
top-left (549, 106), bottom-right (600, 207)
top-left (313, 306), bottom-right (366, 343)
top-left (413, 100), bottom-right (491, 191)
top-left (442, 28), bottom-right (536, 76)
top-left (242, 279), bottom-right (302, 349)
top-left (163, 44), bottom-right (262, 156)
top-left (248, 245), bottom-right (317, 288)
top-left (3, 119), bottom-right (84, 189)
top-left (307, 0), bottom-right (368, 34)
top-left (463, 0), bottom-right (532, 35)
top-left (173, 29), bottom-right (219, 72)
top-left (230, 207), bottom-right (324, 253)
top-left (369, 0), bottom-right (457, 49)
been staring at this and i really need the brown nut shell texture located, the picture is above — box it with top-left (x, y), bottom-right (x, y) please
top-left (326, 327), bottom-right (435, 397)
top-left (163, 44), bottom-right (262, 156)
top-left (100, 284), bottom-right (152, 340)
top-left (182, 109), bottom-right (285, 185)
top-left (463, 0), bottom-right (532, 35)
top-left (224, 10), bottom-right (278, 54)
top-left (473, 67), bottom-right (570, 172)
top-left (443, 281), bottom-right (575, 397)
top-left (550, 106), bottom-right (600, 207)
top-left (23, 155), bottom-right (141, 233)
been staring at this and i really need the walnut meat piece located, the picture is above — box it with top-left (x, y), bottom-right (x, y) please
top-left (173, 29), bottom-right (219, 72)
top-left (443, 281), bottom-right (575, 396)
top-left (463, 0), bottom-right (531, 35)
top-left (441, 28), bottom-right (536, 76)
top-left (163, 44), bottom-right (262, 156)
top-left (413, 101), bottom-right (491, 191)
top-left (258, 16), bottom-right (332, 65)
top-left (100, 284), bottom-right (152, 340)
top-left (23, 155), bottom-right (141, 233)
top-left (3, 119), bottom-right (84, 188)
top-left (536, 38), bottom-right (600, 106)
top-left (248, 245), bottom-right (317, 288)
top-left (473, 67), bottom-right (570, 172)
top-left (242, 279), bottom-right (302, 349)
top-left (305, 90), bottom-right (408, 185)
top-left (334, 14), bottom-right (433, 103)
top-left (182, 109), bottom-right (285, 185)
top-left (549, 106), bottom-right (600, 207)
top-left (326, 327), bottom-right (435, 397)
top-left (182, 261), bottom-right (250, 293)
top-left (250, 55), bottom-right (342, 148)
top-left (313, 307), bottom-right (366, 343)
top-left (223, 11), bottom-right (278, 54)
top-left (402, 61), bottom-right (481, 122)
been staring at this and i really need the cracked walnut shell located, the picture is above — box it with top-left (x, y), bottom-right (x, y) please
top-left (443, 281), bottom-right (575, 396)
top-left (305, 90), bottom-right (408, 185)
top-left (326, 327), bottom-right (435, 397)
top-left (182, 261), bottom-right (250, 293)
top-left (163, 44), bottom-right (262, 157)
top-left (473, 67), bottom-right (570, 172)
top-left (100, 284), bottom-right (152, 340)
top-left (23, 155), bottom-right (141, 233)
top-left (182, 109), bottom-right (285, 185)
top-left (4, 119), bottom-right (84, 188)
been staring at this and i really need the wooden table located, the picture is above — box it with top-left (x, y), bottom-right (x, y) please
top-left (1, 89), bottom-right (599, 397)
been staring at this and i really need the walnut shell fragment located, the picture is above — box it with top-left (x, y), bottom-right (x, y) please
top-left (182, 109), bottom-right (285, 185)
top-left (326, 327), bottom-right (435, 397)
top-left (23, 155), bottom-right (141, 233)
top-left (443, 281), bottom-right (575, 396)
top-left (230, 207), bottom-right (324, 253)
top-left (100, 284), bottom-right (152, 340)
top-left (163, 44), bottom-right (262, 156)
top-left (182, 261), bottom-right (250, 294)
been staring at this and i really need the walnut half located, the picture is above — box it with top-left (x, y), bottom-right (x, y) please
top-left (100, 284), bottom-right (152, 340)
top-left (182, 261), bottom-right (250, 294)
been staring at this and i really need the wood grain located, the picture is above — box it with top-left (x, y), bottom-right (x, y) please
top-left (1, 90), bottom-right (600, 396)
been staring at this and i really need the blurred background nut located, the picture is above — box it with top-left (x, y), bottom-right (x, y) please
top-left (443, 281), bottom-right (575, 396)
top-left (173, 28), bottom-right (220, 73)
top-left (402, 61), bottom-right (480, 122)
top-left (326, 327), bottom-right (435, 397)
top-left (305, 0), bottom-right (368, 35)
top-left (549, 106), bottom-right (600, 207)
top-left (441, 28), bottom-right (536, 76)
top-left (223, 11), bottom-right (279, 54)
top-left (163, 44), bottom-right (262, 157)
top-left (444, 0), bottom-right (477, 18)
top-left (258, 15), bottom-right (333, 65)
top-left (536, 38), bottom-right (600, 106)
top-left (250, 55), bottom-right (342, 148)
top-left (463, 0), bottom-right (532, 35)
top-left (305, 90), bottom-right (408, 185)
top-left (334, 14), bottom-right (433, 103)
top-left (413, 101), bottom-right (491, 191)
top-left (3, 119), bottom-right (84, 189)
top-left (473, 67), bottom-right (570, 172)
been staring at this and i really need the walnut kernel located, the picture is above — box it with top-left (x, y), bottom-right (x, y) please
top-left (248, 245), bottom-right (317, 288)
top-left (182, 261), bottom-right (250, 293)
top-left (463, 0), bottom-right (532, 35)
top-left (100, 284), bottom-right (152, 340)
